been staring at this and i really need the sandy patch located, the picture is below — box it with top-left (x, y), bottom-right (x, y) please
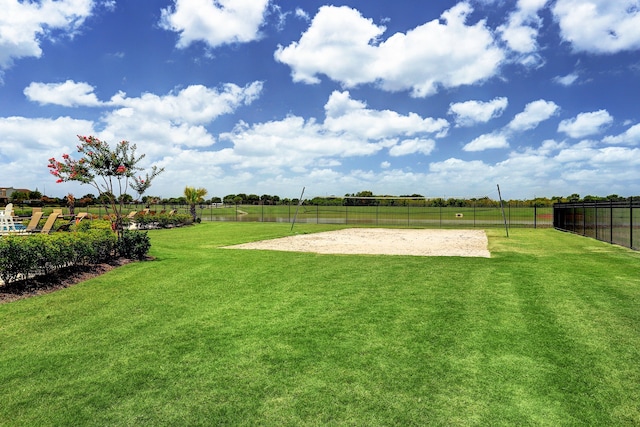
top-left (225, 228), bottom-right (490, 257)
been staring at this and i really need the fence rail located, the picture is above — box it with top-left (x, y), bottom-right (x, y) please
top-left (553, 199), bottom-right (639, 250)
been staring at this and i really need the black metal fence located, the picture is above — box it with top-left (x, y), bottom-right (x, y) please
top-left (553, 199), bottom-right (640, 250)
top-left (195, 203), bottom-right (553, 229)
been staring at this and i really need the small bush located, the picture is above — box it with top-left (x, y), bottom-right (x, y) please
top-left (118, 230), bottom-right (151, 260)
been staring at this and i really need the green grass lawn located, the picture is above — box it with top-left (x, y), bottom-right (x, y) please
top-left (1, 223), bottom-right (640, 426)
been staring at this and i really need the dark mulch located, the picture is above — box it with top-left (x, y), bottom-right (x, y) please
top-left (0, 258), bottom-right (133, 304)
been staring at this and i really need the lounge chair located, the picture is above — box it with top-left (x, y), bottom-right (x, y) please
top-left (40, 210), bottom-right (63, 234)
top-left (127, 211), bottom-right (138, 219)
top-left (55, 212), bottom-right (90, 232)
top-left (25, 209), bottom-right (44, 232)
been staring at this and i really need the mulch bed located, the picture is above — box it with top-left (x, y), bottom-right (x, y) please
top-left (0, 258), bottom-right (132, 304)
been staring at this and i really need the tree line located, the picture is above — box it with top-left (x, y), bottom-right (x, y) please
top-left (9, 189), bottom-right (636, 209)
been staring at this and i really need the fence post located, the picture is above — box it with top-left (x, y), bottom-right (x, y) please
top-left (630, 196), bottom-right (634, 249)
top-left (610, 199), bottom-right (613, 244)
top-left (583, 201), bottom-right (586, 236)
top-left (594, 200), bottom-right (598, 240)
top-left (534, 205), bottom-right (537, 229)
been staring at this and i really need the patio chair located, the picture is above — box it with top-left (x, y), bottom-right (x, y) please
top-left (25, 209), bottom-right (44, 232)
top-left (56, 212), bottom-right (89, 232)
top-left (40, 210), bottom-right (63, 234)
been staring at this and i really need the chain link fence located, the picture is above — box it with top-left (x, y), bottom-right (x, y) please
top-left (553, 199), bottom-right (639, 250)
top-left (186, 202), bottom-right (553, 229)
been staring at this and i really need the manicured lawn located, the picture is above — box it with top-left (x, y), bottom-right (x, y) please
top-left (1, 223), bottom-right (639, 426)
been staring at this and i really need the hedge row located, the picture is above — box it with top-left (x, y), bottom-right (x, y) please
top-left (125, 212), bottom-right (193, 229)
top-left (0, 228), bottom-right (150, 285)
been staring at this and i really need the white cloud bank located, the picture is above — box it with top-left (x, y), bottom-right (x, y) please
top-left (275, 3), bottom-right (504, 97)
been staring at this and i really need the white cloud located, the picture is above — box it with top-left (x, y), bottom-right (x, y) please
top-left (553, 73), bottom-right (579, 86)
top-left (507, 99), bottom-right (560, 131)
top-left (159, 0), bottom-right (270, 49)
top-left (24, 80), bottom-right (101, 107)
top-left (558, 110), bottom-right (613, 138)
top-left (553, 0), bottom-right (640, 53)
top-left (0, 116), bottom-right (94, 152)
top-left (448, 97), bottom-right (508, 127)
top-left (603, 123), bottom-right (640, 145)
top-left (463, 132), bottom-right (509, 151)
top-left (275, 3), bottom-right (505, 97)
top-left (0, 116), bottom-right (96, 195)
top-left (0, 0), bottom-right (94, 70)
top-left (219, 115), bottom-right (387, 172)
top-left (295, 7), bottom-right (310, 21)
top-left (389, 138), bottom-right (436, 156)
top-left (498, 0), bottom-right (548, 54)
top-left (324, 91), bottom-right (449, 139)
top-left (108, 82), bottom-right (263, 124)
top-left (219, 91), bottom-right (447, 170)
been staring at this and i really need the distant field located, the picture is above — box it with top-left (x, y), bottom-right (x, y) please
top-left (1, 223), bottom-right (639, 425)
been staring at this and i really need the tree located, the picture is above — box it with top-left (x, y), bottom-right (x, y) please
top-left (130, 167), bottom-right (163, 202)
top-left (10, 191), bottom-right (28, 204)
top-left (48, 135), bottom-right (164, 238)
top-left (184, 186), bottom-right (208, 221)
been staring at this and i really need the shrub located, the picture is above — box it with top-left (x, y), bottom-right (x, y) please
top-left (0, 236), bottom-right (35, 283)
top-left (117, 230), bottom-right (151, 260)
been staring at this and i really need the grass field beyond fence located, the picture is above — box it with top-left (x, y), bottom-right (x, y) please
top-left (1, 223), bottom-right (639, 425)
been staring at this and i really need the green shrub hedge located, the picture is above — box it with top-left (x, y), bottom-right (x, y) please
top-left (0, 227), bottom-right (152, 284)
top-left (0, 214), bottom-right (198, 284)
top-left (124, 212), bottom-right (193, 229)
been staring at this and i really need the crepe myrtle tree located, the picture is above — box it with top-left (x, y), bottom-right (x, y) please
top-left (48, 135), bottom-right (164, 238)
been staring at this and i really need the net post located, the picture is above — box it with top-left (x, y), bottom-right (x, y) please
top-left (497, 184), bottom-right (509, 237)
top-left (291, 187), bottom-right (305, 231)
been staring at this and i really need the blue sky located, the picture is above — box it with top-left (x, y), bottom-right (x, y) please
top-left (1, 0), bottom-right (640, 200)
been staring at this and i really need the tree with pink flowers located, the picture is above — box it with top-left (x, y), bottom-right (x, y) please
top-left (48, 135), bottom-right (164, 237)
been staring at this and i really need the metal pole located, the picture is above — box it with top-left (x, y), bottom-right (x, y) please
top-left (630, 197), bottom-right (634, 249)
top-left (291, 187), bottom-right (305, 231)
top-left (497, 184), bottom-right (508, 237)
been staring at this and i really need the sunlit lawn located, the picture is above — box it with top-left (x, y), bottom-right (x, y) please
top-left (1, 223), bottom-right (639, 426)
